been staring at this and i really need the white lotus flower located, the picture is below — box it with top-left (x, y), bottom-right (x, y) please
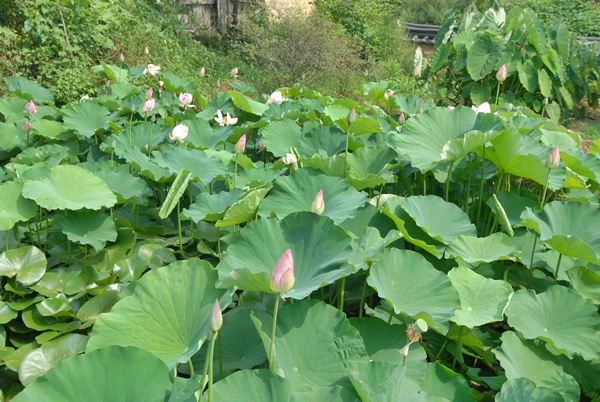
top-left (169, 124), bottom-right (189, 143)
top-left (143, 64), bottom-right (161, 76)
top-left (268, 90), bottom-right (285, 104)
top-left (282, 153), bottom-right (297, 165)
top-left (214, 110), bottom-right (238, 126)
top-left (384, 89), bottom-right (394, 100)
top-left (471, 102), bottom-right (491, 114)
top-left (179, 93), bottom-right (193, 107)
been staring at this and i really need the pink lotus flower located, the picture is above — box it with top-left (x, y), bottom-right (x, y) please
top-left (200, 66), bottom-right (206, 77)
top-left (311, 189), bottom-right (324, 215)
top-left (208, 299), bottom-right (223, 334)
top-left (384, 90), bottom-right (394, 100)
top-left (282, 153), bottom-right (297, 165)
top-left (231, 67), bottom-right (239, 77)
top-left (496, 64), bottom-right (507, 82)
top-left (399, 112), bottom-right (406, 125)
top-left (234, 134), bottom-right (246, 154)
top-left (22, 120), bottom-right (32, 133)
top-left (144, 46), bottom-right (149, 55)
top-left (179, 93), bottom-right (193, 106)
top-left (347, 108), bottom-right (356, 125)
top-left (270, 249), bottom-right (295, 298)
top-left (145, 87), bottom-right (153, 100)
top-left (141, 98), bottom-right (156, 113)
top-left (268, 90), bottom-right (285, 104)
top-left (169, 124), bottom-right (189, 143)
top-left (546, 146), bottom-right (560, 170)
top-left (25, 100), bottom-right (37, 114)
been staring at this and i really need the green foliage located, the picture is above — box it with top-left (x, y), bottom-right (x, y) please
top-left (427, 7), bottom-right (600, 118)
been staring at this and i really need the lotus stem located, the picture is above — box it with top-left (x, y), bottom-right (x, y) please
top-left (338, 277), bottom-right (346, 312)
top-left (207, 332), bottom-right (217, 402)
top-left (359, 274), bottom-right (368, 319)
top-left (218, 333), bottom-right (223, 379)
top-left (147, 121), bottom-right (153, 157)
top-left (540, 169), bottom-right (551, 210)
top-left (528, 236), bottom-right (538, 287)
top-left (233, 154), bottom-right (238, 188)
top-left (433, 338), bottom-right (448, 362)
top-left (188, 359), bottom-right (194, 376)
top-left (476, 146), bottom-right (486, 231)
top-left (177, 201), bottom-right (183, 253)
top-left (269, 296), bottom-right (281, 372)
top-left (554, 253), bottom-right (563, 285)
top-left (444, 161), bottom-right (455, 202)
top-left (343, 130), bottom-right (350, 178)
top-left (495, 82), bottom-right (501, 105)
top-left (452, 327), bottom-right (463, 370)
top-left (465, 153), bottom-right (473, 214)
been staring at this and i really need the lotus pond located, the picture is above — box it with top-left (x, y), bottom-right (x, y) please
top-left (1, 60), bottom-right (600, 401)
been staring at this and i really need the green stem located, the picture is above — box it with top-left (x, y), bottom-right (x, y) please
top-left (338, 277), bottom-right (346, 312)
top-left (452, 327), bottom-right (463, 370)
top-left (207, 332), bottom-right (217, 402)
top-left (495, 82), bottom-right (501, 105)
top-left (269, 296), bottom-right (281, 372)
top-left (343, 129), bottom-right (350, 178)
top-left (465, 152), bottom-right (473, 215)
top-left (444, 161), bottom-right (455, 202)
top-left (147, 120), bottom-right (153, 157)
top-left (476, 146), bottom-right (486, 231)
top-left (218, 332), bottom-right (223, 380)
top-left (528, 235), bottom-right (538, 287)
top-left (554, 253), bottom-right (563, 285)
top-left (188, 359), bottom-right (194, 376)
top-left (433, 338), bottom-right (448, 361)
top-left (540, 169), bottom-right (551, 210)
top-left (233, 154), bottom-right (238, 188)
top-left (359, 274), bottom-right (368, 319)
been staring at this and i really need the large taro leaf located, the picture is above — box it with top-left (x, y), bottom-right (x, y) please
top-left (258, 169), bottom-right (367, 224)
top-left (494, 331), bottom-right (580, 402)
top-left (62, 101), bottom-right (112, 138)
top-left (447, 266), bottom-right (513, 328)
top-left (466, 34), bottom-right (506, 81)
top-left (505, 286), bottom-right (600, 360)
top-left (11, 346), bottom-right (173, 402)
top-left (496, 378), bottom-right (563, 402)
top-left (0, 181), bottom-right (37, 231)
top-left (520, 201), bottom-right (600, 265)
top-left (446, 233), bottom-right (517, 264)
top-left (367, 248), bottom-right (460, 333)
top-left (217, 212), bottom-right (353, 299)
top-left (0, 246), bottom-right (47, 285)
top-left (22, 165), bottom-right (117, 210)
top-left (86, 259), bottom-right (231, 369)
top-left (392, 106), bottom-right (502, 173)
top-left (153, 146), bottom-right (228, 184)
top-left (260, 119), bottom-right (302, 157)
top-left (204, 369), bottom-right (294, 402)
top-left (59, 210), bottom-right (118, 251)
top-left (250, 299), bottom-right (368, 394)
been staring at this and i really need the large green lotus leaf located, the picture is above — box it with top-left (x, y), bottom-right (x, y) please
top-left (182, 189), bottom-right (244, 223)
top-left (184, 118), bottom-right (231, 150)
top-left (482, 129), bottom-right (565, 190)
top-left (0, 120), bottom-right (26, 152)
top-left (347, 144), bottom-right (396, 191)
top-left (18, 334), bottom-right (88, 386)
top-left (420, 362), bottom-right (475, 401)
top-left (115, 145), bottom-right (172, 182)
top-left (492, 190), bottom-right (539, 225)
top-left (557, 354), bottom-right (600, 398)
top-left (0, 182), bottom-right (37, 231)
top-left (520, 201), bottom-right (600, 265)
top-left (3, 76), bottom-right (54, 103)
top-left (567, 266), bottom-right (600, 304)
top-left (161, 72), bottom-right (194, 93)
top-left (297, 125), bottom-right (345, 158)
top-left (216, 187), bottom-right (270, 227)
top-left (348, 318), bottom-right (427, 383)
top-left (382, 196), bottom-right (445, 258)
top-left (217, 212), bottom-right (352, 299)
top-left (347, 362), bottom-right (423, 402)
top-left (153, 146), bottom-right (228, 184)
top-left (228, 90), bottom-right (268, 116)
top-left (22, 165), bottom-right (117, 210)
top-left (446, 233), bottom-right (517, 264)
top-left (393, 106), bottom-right (502, 172)
top-left (496, 378), bottom-right (564, 402)
top-left (400, 195), bottom-right (476, 244)
top-left (367, 249), bottom-right (460, 333)
top-left (12, 144), bottom-right (71, 166)
top-left (204, 369), bottom-right (294, 402)
top-left (192, 307), bottom-right (266, 374)
top-left (114, 122), bottom-right (167, 151)
top-left (250, 299), bottom-right (368, 393)
top-left (466, 34), bottom-right (506, 80)
top-left (87, 259), bottom-right (230, 368)
top-left (0, 246), bottom-right (47, 285)
top-left (505, 286), bottom-right (600, 360)
top-left (258, 169), bottom-right (366, 224)
top-left (59, 210), bottom-right (118, 251)
top-left (560, 149), bottom-right (600, 183)
top-left (0, 97), bottom-right (28, 123)
top-left (447, 267), bottom-right (513, 328)
top-left (391, 94), bottom-right (436, 115)
top-left (31, 120), bottom-right (70, 140)
top-left (260, 119), bottom-right (302, 157)
top-left (62, 101), bottom-right (112, 138)
top-left (86, 168), bottom-right (150, 205)
top-left (12, 346), bottom-right (173, 402)
top-left (494, 331), bottom-right (580, 402)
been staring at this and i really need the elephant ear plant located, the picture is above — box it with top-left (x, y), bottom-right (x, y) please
top-left (1, 50), bottom-right (600, 402)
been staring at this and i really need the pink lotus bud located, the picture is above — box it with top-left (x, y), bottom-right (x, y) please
top-left (234, 134), bottom-right (247, 154)
top-left (144, 46), bottom-right (149, 55)
top-left (231, 67), bottom-right (239, 76)
top-left (311, 189), bottom-right (325, 215)
top-left (544, 96), bottom-right (549, 105)
top-left (119, 51), bottom-right (125, 62)
top-left (208, 299), bottom-right (223, 334)
top-left (413, 64), bottom-right (421, 77)
top-left (398, 112), bottom-right (406, 125)
top-left (417, 104), bottom-right (423, 114)
top-left (141, 98), bottom-right (156, 113)
top-left (270, 249), bottom-right (295, 297)
top-left (22, 120), bottom-right (32, 133)
top-left (282, 153), bottom-right (297, 165)
top-left (216, 79), bottom-right (220, 88)
top-left (268, 90), bottom-right (284, 104)
top-left (145, 87), bottom-right (153, 100)
top-left (347, 108), bottom-right (356, 125)
top-left (258, 139), bottom-right (265, 152)
top-left (200, 66), bottom-right (206, 77)
top-left (179, 92), bottom-right (193, 106)
top-left (111, 139), bottom-right (116, 149)
top-left (130, 103), bottom-right (136, 112)
top-left (546, 146), bottom-right (560, 170)
top-left (25, 100), bottom-right (37, 114)
top-left (169, 124), bottom-right (189, 143)
top-left (496, 64), bottom-right (507, 82)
